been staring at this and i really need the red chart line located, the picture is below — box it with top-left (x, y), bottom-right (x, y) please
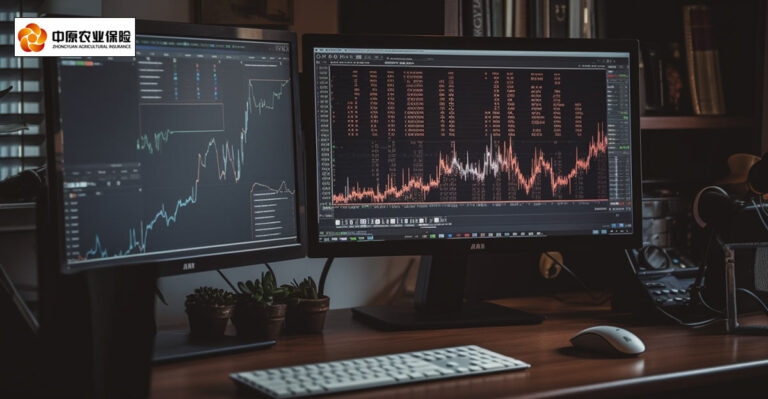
top-left (333, 123), bottom-right (608, 205)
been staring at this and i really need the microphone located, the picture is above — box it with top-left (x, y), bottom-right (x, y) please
top-left (693, 186), bottom-right (735, 229)
top-left (748, 153), bottom-right (768, 194)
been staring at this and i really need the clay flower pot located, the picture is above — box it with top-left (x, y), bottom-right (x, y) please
top-left (185, 303), bottom-right (234, 340)
top-left (233, 302), bottom-right (287, 340)
top-left (285, 296), bottom-right (330, 334)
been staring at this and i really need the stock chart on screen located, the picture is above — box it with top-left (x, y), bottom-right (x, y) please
top-left (57, 35), bottom-right (299, 269)
top-left (312, 47), bottom-right (633, 243)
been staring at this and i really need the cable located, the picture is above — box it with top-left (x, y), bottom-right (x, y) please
top-left (216, 268), bottom-right (238, 292)
top-left (737, 288), bottom-right (768, 318)
top-left (388, 257), bottom-right (416, 305)
top-left (653, 305), bottom-right (723, 328)
top-left (751, 198), bottom-right (768, 232)
top-left (757, 195), bottom-right (768, 220)
top-left (690, 229), bottom-right (723, 316)
top-left (698, 290), bottom-right (724, 315)
top-left (318, 257), bottom-right (334, 297)
top-left (692, 229), bottom-right (715, 292)
top-left (543, 251), bottom-right (611, 303)
top-left (155, 285), bottom-right (168, 306)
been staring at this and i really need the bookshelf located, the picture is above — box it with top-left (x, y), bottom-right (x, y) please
top-left (339, 0), bottom-right (766, 182)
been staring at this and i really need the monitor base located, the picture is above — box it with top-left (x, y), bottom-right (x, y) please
top-left (351, 302), bottom-right (544, 331)
top-left (153, 330), bottom-right (275, 363)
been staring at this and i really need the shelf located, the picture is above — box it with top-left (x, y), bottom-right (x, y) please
top-left (640, 116), bottom-right (752, 131)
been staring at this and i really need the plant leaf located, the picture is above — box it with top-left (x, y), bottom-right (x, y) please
top-left (237, 281), bottom-right (248, 294)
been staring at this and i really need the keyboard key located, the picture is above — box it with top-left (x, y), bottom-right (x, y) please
top-left (480, 362), bottom-right (504, 370)
top-left (304, 384), bottom-right (324, 393)
top-left (322, 376), bottom-right (396, 390)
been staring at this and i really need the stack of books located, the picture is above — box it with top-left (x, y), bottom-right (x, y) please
top-left (458, 0), bottom-right (597, 39)
top-left (451, 1), bottom-right (726, 116)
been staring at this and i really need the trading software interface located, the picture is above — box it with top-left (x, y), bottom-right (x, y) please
top-left (312, 47), bottom-right (633, 243)
top-left (57, 35), bottom-right (299, 270)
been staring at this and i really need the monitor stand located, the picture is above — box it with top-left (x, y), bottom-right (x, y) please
top-left (352, 254), bottom-right (544, 330)
top-left (153, 330), bottom-right (275, 363)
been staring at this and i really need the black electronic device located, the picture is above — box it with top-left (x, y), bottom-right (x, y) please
top-left (612, 246), bottom-right (701, 321)
top-left (302, 34), bottom-right (641, 329)
top-left (39, 21), bottom-right (306, 398)
top-left (45, 24), bottom-right (306, 276)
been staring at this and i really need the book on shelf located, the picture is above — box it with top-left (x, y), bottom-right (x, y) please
top-left (455, 0), bottom-right (596, 38)
top-left (513, 0), bottom-right (527, 37)
top-left (504, 0), bottom-right (514, 37)
top-left (492, 0), bottom-right (504, 36)
top-left (463, 0), bottom-right (487, 36)
top-left (527, 0), bottom-right (595, 38)
top-left (549, 0), bottom-right (568, 38)
top-left (682, 4), bottom-right (726, 115)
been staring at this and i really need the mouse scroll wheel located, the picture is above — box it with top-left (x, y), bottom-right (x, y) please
top-left (623, 336), bottom-right (632, 342)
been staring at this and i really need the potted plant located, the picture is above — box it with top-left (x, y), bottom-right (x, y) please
top-left (232, 271), bottom-right (287, 340)
top-left (184, 286), bottom-right (235, 340)
top-left (283, 276), bottom-right (330, 334)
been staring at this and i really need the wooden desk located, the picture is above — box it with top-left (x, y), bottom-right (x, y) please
top-left (152, 297), bottom-right (768, 398)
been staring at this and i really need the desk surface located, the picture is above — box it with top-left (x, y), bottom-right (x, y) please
top-left (152, 297), bottom-right (768, 398)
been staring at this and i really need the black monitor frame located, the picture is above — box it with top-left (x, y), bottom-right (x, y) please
top-left (302, 34), bottom-right (642, 259)
top-left (44, 20), bottom-right (307, 275)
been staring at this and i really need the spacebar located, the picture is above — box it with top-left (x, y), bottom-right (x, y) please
top-left (322, 376), bottom-right (396, 391)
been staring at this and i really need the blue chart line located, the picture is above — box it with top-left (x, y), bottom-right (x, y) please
top-left (82, 79), bottom-right (292, 260)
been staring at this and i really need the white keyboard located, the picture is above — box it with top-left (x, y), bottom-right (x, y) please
top-left (230, 345), bottom-right (530, 398)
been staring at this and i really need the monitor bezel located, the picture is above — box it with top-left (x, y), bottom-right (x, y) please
top-left (44, 20), bottom-right (307, 275)
top-left (302, 34), bottom-right (642, 258)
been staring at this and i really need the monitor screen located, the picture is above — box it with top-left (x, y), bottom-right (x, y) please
top-left (309, 43), bottom-right (635, 246)
top-left (52, 32), bottom-right (302, 272)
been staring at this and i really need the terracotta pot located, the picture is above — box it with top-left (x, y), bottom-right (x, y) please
top-left (185, 303), bottom-right (234, 340)
top-left (285, 296), bottom-right (330, 334)
top-left (232, 302), bottom-right (287, 340)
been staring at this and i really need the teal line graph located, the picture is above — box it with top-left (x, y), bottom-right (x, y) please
top-left (82, 78), bottom-right (293, 260)
top-left (136, 129), bottom-right (224, 155)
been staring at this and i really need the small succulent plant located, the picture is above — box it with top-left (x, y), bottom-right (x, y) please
top-left (185, 286), bottom-right (235, 308)
top-left (282, 277), bottom-right (319, 304)
top-left (236, 271), bottom-right (286, 305)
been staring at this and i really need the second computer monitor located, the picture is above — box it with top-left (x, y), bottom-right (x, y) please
top-left (45, 22), bottom-right (306, 274)
top-left (303, 35), bottom-right (641, 257)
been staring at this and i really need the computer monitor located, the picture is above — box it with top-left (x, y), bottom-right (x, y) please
top-left (302, 35), bottom-right (641, 329)
top-left (45, 21), bottom-right (305, 276)
top-left (38, 23), bottom-right (305, 391)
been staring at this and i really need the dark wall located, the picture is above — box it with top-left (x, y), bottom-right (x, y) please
top-left (339, 0), bottom-right (445, 35)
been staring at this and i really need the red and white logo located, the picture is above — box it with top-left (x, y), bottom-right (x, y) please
top-left (17, 23), bottom-right (47, 52)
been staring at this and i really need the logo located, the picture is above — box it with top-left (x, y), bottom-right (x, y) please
top-left (470, 243), bottom-right (486, 250)
top-left (17, 23), bottom-right (47, 52)
top-left (15, 18), bottom-right (135, 57)
top-left (182, 262), bottom-right (196, 271)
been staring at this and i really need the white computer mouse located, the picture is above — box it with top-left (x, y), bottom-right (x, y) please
top-left (570, 325), bottom-right (646, 356)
